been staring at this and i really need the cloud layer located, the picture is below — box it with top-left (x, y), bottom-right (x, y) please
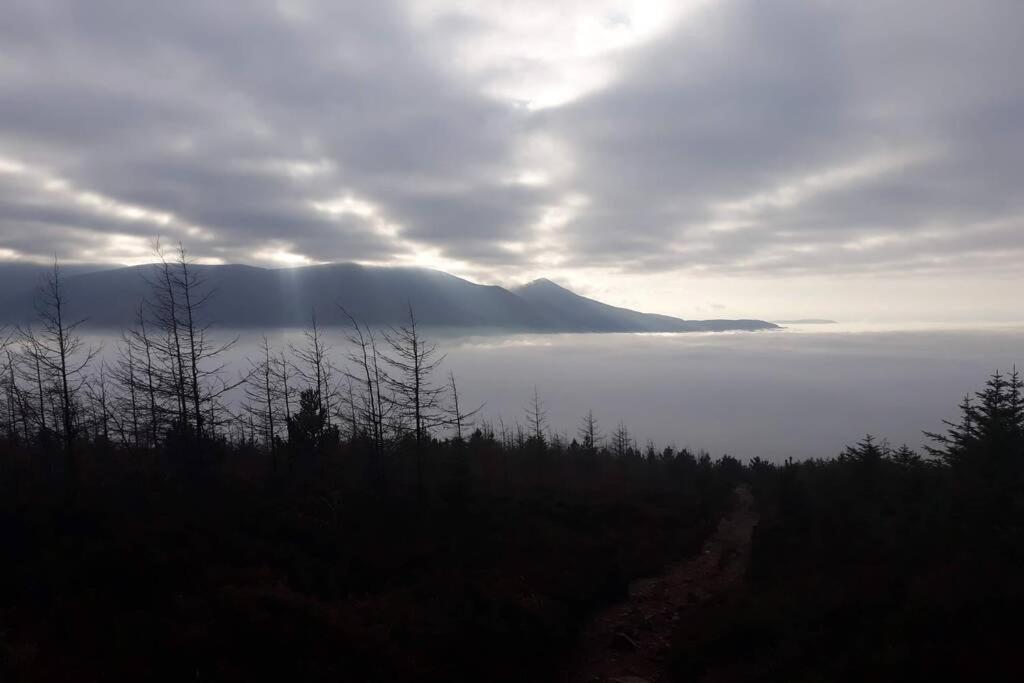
top-left (1, 1), bottom-right (1023, 302)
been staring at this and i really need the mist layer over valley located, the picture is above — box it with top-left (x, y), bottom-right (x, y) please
top-left (79, 323), bottom-right (1024, 462)
top-left (6, 260), bottom-right (1016, 461)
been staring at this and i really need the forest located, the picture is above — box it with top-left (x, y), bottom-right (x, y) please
top-left (1, 246), bottom-right (1022, 681)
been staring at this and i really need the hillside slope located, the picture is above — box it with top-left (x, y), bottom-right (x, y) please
top-left (0, 263), bottom-right (777, 332)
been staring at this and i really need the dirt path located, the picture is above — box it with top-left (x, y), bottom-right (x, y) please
top-left (564, 486), bottom-right (758, 683)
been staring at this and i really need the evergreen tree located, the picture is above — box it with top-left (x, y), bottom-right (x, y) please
top-left (841, 434), bottom-right (889, 464)
top-left (925, 370), bottom-right (1024, 475)
top-left (287, 389), bottom-right (336, 457)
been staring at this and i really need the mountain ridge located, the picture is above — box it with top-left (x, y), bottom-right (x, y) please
top-left (0, 262), bottom-right (778, 333)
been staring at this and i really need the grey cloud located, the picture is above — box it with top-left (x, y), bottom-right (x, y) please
top-left (0, 0), bottom-right (534, 266)
top-left (0, 0), bottom-right (1022, 280)
top-left (548, 0), bottom-right (1024, 273)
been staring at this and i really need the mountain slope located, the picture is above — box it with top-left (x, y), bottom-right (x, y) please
top-left (513, 278), bottom-right (777, 332)
top-left (0, 263), bottom-right (777, 332)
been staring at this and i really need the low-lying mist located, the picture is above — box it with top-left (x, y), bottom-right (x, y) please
top-left (86, 323), bottom-right (1024, 462)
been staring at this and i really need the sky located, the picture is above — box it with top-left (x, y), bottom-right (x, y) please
top-left (1, 0), bottom-right (1022, 323)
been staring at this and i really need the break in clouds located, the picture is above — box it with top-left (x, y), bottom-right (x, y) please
top-left (1, 0), bottom-right (1023, 284)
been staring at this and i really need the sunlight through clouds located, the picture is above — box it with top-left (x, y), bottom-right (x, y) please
top-left (251, 243), bottom-right (316, 266)
top-left (0, 154), bottom-right (210, 246)
top-left (0, 0), bottom-right (1022, 322)
top-left (311, 194), bottom-right (402, 239)
top-left (409, 0), bottom-right (709, 108)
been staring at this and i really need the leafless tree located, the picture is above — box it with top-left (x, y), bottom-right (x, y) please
top-left (242, 336), bottom-right (281, 463)
top-left (130, 305), bottom-right (162, 447)
top-left (146, 240), bottom-right (242, 444)
top-left (341, 377), bottom-right (359, 442)
top-left (4, 348), bottom-right (32, 442)
top-left (291, 311), bottom-right (332, 437)
top-left (84, 361), bottom-right (113, 443)
top-left (18, 259), bottom-right (98, 478)
top-left (0, 331), bottom-right (17, 438)
top-left (340, 307), bottom-right (388, 463)
top-left (173, 242), bottom-right (207, 438)
top-left (525, 385), bottom-right (547, 445)
top-left (446, 370), bottom-right (483, 442)
top-left (112, 330), bottom-right (142, 448)
top-left (14, 333), bottom-right (51, 434)
top-left (497, 417), bottom-right (510, 450)
top-left (148, 239), bottom-right (189, 426)
top-left (274, 350), bottom-right (294, 426)
top-left (611, 422), bottom-right (632, 458)
top-left (578, 410), bottom-right (601, 453)
top-left (382, 304), bottom-right (446, 496)
top-left (173, 243), bottom-right (241, 440)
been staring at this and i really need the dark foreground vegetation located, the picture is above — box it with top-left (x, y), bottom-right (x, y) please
top-left (0, 430), bottom-right (739, 682)
top-left (0, 247), bottom-right (740, 681)
top-left (673, 370), bottom-right (1024, 682)
top-left (1, 247), bottom-right (1022, 681)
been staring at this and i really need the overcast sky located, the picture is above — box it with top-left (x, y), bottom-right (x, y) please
top-left (1, 0), bottom-right (1022, 322)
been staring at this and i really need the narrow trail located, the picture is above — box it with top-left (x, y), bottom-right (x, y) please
top-left (564, 486), bottom-right (758, 683)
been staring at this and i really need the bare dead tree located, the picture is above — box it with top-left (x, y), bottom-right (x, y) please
top-left (369, 330), bottom-right (388, 449)
top-left (145, 240), bottom-right (243, 446)
top-left (382, 304), bottom-right (446, 497)
top-left (14, 332), bottom-right (51, 434)
top-left (497, 416), bottom-right (510, 450)
top-left (6, 349), bottom-right (31, 442)
top-left (322, 355), bottom-right (342, 440)
top-left (206, 375), bottom-right (245, 442)
top-left (18, 259), bottom-right (98, 479)
top-left (0, 331), bottom-right (16, 438)
top-left (446, 370), bottom-right (484, 442)
top-left (291, 311), bottom-right (331, 438)
top-left (84, 361), bottom-right (113, 444)
top-left (112, 329), bottom-right (142, 448)
top-left (172, 243), bottom-right (242, 441)
top-left (1, 353), bottom-right (12, 439)
top-left (342, 377), bottom-right (359, 442)
top-left (578, 410), bottom-right (601, 453)
top-left (340, 307), bottom-right (387, 465)
top-left (274, 349), bottom-right (294, 426)
top-left (148, 239), bottom-right (189, 427)
top-left (32, 343), bottom-right (47, 432)
top-left (242, 336), bottom-right (280, 463)
top-left (132, 305), bottom-right (162, 447)
top-left (174, 242), bottom-right (207, 439)
top-left (525, 385), bottom-right (547, 446)
top-left (514, 421), bottom-right (526, 450)
top-left (611, 422), bottom-right (632, 458)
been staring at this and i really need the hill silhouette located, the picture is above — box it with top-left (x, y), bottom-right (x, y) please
top-left (515, 278), bottom-right (775, 332)
top-left (0, 262), bottom-right (778, 332)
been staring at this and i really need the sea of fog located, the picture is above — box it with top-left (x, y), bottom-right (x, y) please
top-left (86, 323), bottom-right (1024, 463)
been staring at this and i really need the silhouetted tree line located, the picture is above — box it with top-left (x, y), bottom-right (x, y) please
top-left (0, 248), bottom-right (743, 505)
top-left (2, 245), bottom-right (1022, 681)
top-left (2, 248), bottom-right (1020, 526)
top-left (671, 369), bottom-right (1024, 682)
top-left (0, 247), bottom-right (747, 681)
